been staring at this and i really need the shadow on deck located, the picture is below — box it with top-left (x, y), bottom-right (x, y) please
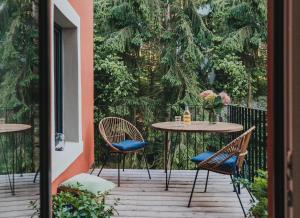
top-left (93, 169), bottom-right (252, 218)
top-left (0, 173), bottom-right (39, 218)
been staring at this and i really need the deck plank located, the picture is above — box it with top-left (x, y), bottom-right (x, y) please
top-left (0, 174), bottom-right (39, 218)
top-left (0, 169), bottom-right (252, 217)
top-left (94, 169), bottom-right (252, 218)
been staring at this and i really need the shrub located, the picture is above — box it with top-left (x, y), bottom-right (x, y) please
top-left (249, 170), bottom-right (268, 218)
top-left (30, 185), bottom-right (118, 218)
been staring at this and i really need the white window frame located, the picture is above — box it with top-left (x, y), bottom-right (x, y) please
top-left (51, 0), bottom-right (83, 181)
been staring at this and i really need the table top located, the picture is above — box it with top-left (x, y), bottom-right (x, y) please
top-left (0, 124), bottom-right (32, 134)
top-left (151, 121), bottom-right (243, 133)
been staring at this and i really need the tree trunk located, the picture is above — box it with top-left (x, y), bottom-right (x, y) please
top-left (149, 49), bottom-right (155, 96)
top-left (166, 1), bottom-right (171, 30)
top-left (247, 79), bottom-right (253, 108)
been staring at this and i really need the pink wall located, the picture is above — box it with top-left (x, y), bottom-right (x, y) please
top-left (52, 0), bottom-right (94, 193)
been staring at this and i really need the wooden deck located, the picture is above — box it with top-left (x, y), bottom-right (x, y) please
top-left (94, 169), bottom-right (252, 218)
top-left (0, 169), bottom-right (252, 217)
top-left (0, 173), bottom-right (39, 218)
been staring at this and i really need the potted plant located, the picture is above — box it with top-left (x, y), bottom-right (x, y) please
top-left (199, 90), bottom-right (231, 124)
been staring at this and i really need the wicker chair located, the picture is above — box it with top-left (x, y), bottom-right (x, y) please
top-left (91, 117), bottom-right (151, 186)
top-left (188, 126), bottom-right (255, 217)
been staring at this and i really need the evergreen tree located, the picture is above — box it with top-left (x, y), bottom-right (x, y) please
top-left (94, 0), bottom-right (209, 111)
top-left (202, 0), bottom-right (267, 107)
top-left (0, 0), bottom-right (39, 117)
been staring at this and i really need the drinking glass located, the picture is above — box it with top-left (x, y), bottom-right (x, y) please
top-left (175, 116), bottom-right (181, 123)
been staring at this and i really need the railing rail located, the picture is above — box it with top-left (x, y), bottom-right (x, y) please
top-left (94, 104), bottom-right (267, 182)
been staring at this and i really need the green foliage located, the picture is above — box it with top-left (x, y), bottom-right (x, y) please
top-left (204, 0), bottom-right (267, 107)
top-left (0, 0), bottom-right (39, 116)
top-left (30, 185), bottom-right (118, 218)
top-left (94, 0), bottom-right (267, 112)
top-left (93, 0), bottom-right (267, 171)
top-left (94, 54), bottom-right (136, 106)
top-left (94, 0), bottom-right (205, 112)
top-left (202, 95), bottom-right (222, 110)
top-left (249, 170), bottom-right (268, 218)
top-left (29, 199), bottom-right (40, 218)
top-left (212, 54), bottom-right (248, 100)
top-left (52, 186), bottom-right (117, 218)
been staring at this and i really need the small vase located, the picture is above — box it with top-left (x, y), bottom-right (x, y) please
top-left (208, 110), bottom-right (217, 124)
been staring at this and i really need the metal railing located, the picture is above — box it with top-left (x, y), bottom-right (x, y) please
top-left (94, 104), bottom-right (267, 182)
top-left (227, 105), bottom-right (267, 181)
top-left (0, 107), bottom-right (38, 174)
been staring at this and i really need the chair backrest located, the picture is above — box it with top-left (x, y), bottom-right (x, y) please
top-left (99, 117), bottom-right (144, 151)
top-left (198, 126), bottom-right (255, 174)
top-left (235, 126), bottom-right (255, 170)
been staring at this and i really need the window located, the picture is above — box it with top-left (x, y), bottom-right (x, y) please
top-left (52, 1), bottom-right (83, 180)
top-left (54, 24), bottom-right (63, 135)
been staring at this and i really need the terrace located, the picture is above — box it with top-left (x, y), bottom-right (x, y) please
top-left (0, 170), bottom-right (251, 218)
top-left (0, 1), bottom-right (269, 217)
top-left (95, 169), bottom-right (253, 218)
top-left (0, 104), bottom-right (267, 217)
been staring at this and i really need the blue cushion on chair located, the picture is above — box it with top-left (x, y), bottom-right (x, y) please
top-left (112, 140), bottom-right (147, 151)
top-left (191, 151), bottom-right (215, 163)
top-left (191, 151), bottom-right (237, 172)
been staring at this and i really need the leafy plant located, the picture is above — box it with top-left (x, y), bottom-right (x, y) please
top-left (53, 186), bottom-right (118, 218)
top-left (30, 185), bottom-right (118, 218)
top-left (249, 170), bottom-right (268, 218)
top-left (29, 199), bottom-right (40, 218)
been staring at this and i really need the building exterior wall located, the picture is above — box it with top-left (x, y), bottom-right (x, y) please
top-left (51, 0), bottom-right (94, 193)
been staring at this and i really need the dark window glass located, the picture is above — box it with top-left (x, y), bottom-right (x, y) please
top-left (54, 24), bottom-right (63, 134)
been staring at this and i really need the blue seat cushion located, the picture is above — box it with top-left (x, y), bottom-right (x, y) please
top-left (112, 140), bottom-right (147, 151)
top-left (191, 151), bottom-right (237, 172)
top-left (191, 151), bottom-right (215, 163)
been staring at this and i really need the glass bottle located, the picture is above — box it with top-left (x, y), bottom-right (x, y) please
top-left (183, 105), bottom-right (192, 124)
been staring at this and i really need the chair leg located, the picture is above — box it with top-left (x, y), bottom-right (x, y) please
top-left (33, 167), bottom-right (40, 183)
top-left (232, 170), bottom-right (237, 192)
top-left (123, 154), bottom-right (126, 172)
top-left (117, 153), bottom-right (121, 187)
top-left (97, 157), bottom-right (107, 177)
top-left (142, 150), bottom-right (151, 180)
top-left (230, 175), bottom-right (247, 217)
top-left (188, 169), bottom-right (199, 207)
top-left (90, 163), bottom-right (96, 175)
top-left (237, 170), bottom-right (241, 194)
top-left (204, 170), bottom-right (209, 192)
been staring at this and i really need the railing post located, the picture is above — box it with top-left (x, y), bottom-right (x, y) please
top-left (263, 111), bottom-right (267, 170)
